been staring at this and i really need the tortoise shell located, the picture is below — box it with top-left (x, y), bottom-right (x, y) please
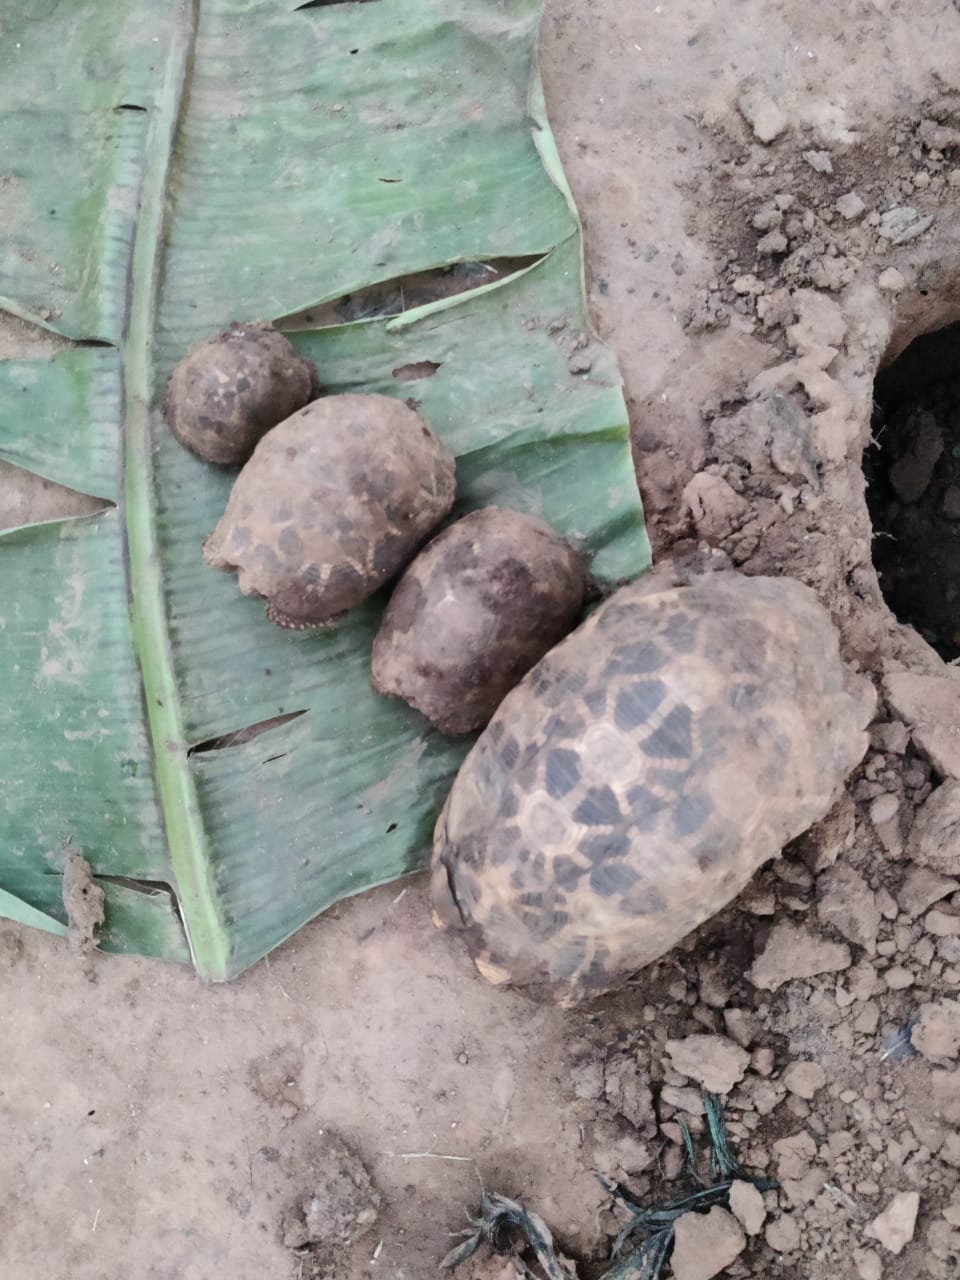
top-left (203, 394), bottom-right (456, 628)
top-left (431, 569), bottom-right (874, 1004)
top-left (371, 506), bottom-right (585, 735)
top-left (164, 322), bottom-right (319, 466)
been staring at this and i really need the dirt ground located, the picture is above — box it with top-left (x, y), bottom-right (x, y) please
top-left (4, 1), bottom-right (960, 1277)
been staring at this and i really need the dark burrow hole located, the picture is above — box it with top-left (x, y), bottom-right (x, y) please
top-left (864, 320), bottom-right (960, 660)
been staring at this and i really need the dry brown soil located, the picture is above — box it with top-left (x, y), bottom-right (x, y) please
top-left (4, 2), bottom-right (960, 1278)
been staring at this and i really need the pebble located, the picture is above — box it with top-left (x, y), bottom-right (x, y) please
top-left (750, 921), bottom-right (851, 991)
top-left (884, 676), bottom-right (960, 785)
top-left (897, 867), bottom-right (958, 920)
top-left (870, 721), bottom-right (909, 755)
top-left (737, 83), bottom-right (787, 143)
top-left (782, 1060), bottom-right (827, 1099)
top-left (723, 1007), bottom-right (758, 1048)
top-left (853, 1247), bottom-right (883, 1280)
top-left (671, 1206), bottom-right (746, 1280)
top-left (836, 192), bottom-right (866, 220)
top-left (910, 1000), bottom-right (960, 1060)
top-left (870, 794), bottom-right (899, 826)
top-left (803, 149), bottom-right (834, 174)
top-left (865, 1191), bottom-right (920, 1255)
top-left (940, 486), bottom-right (960, 520)
top-left (765, 1213), bottom-right (801, 1253)
top-left (569, 1060), bottom-right (604, 1101)
top-left (884, 967), bottom-right (914, 991)
top-left (878, 206), bottom-right (935, 244)
top-left (728, 1180), bottom-right (766, 1235)
top-left (757, 230), bottom-right (788, 254)
top-left (907, 782), bottom-right (960, 874)
top-left (817, 864), bottom-right (880, 953)
top-left (926, 909), bottom-right (960, 937)
top-left (665, 1034), bottom-right (749, 1095)
top-left (878, 267), bottom-right (906, 292)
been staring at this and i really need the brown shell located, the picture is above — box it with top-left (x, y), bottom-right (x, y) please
top-left (164, 322), bottom-right (319, 466)
top-left (431, 570), bottom-right (875, 1005)
top-left (203, 394), bottom-right (456, 628)
top-left (371, 507), bottom-right (585, 735)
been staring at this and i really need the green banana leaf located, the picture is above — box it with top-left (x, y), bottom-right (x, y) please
top-left (0, 0), bottom-right (650, 978)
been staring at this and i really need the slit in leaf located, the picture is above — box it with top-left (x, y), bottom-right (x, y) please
top-left (114, 103), bottom-right (148, 113)
top-left (0, 459), bottom-right (112, 532)
top-left (297, 0), bottom-right (382, 9)
top-left (392, 361), bottom-right (441, 381)
top-left (189, 710), bottom-right (307, 755)
top-left (277, 256), bottom-right (543, 330)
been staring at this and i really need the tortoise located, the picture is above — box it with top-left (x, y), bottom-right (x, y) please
top-left (164, 322), bottom-right (319, 466)
top-left (431, 566), bottom-right (875, 1004)
top-left (204, 393), bottom-right (456, 628)
top-left (371, 506), bottom-right (586, 735)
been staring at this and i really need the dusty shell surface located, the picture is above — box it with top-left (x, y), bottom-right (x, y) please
top-left (371, 507), bottom-right (585, 735)
top-left (164, 322), bottom-right (319, 466)
top-left (204, 394), bottom-right (456, 628)
top-left (432, 570), bottom-right (875, 1004)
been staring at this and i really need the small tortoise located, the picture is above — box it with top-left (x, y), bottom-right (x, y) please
top-left (372, 506), bottom-right (585, 735)
top-left (431, 567), bottom-right (875, 1004)
top-left (204, 393), bottom-right (456, 628)
top-left (164, 322), bottom-right (319, 466)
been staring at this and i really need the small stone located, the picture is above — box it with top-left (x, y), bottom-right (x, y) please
top-left (660, 1085), bottom-right (707, 1116)
top-left (682, 473), bottom-right (749, 543)
top-left (878, 206), bottom-right (934, 244)
top-left (665, 1034), bottom-right (750, 1095)
top-left (887, 411), bottom-right (943, 503)
top-left (854, 1002), bottom-right (880, 1032)
top-left (723, 1008), bottom-right (758, 1048)
top-left (897, 867), bottom-right (958, 920)
top-left (876, 887), bottom-right (899, 920)
top-left (765, 1214), bottom-right (801, 1253)
top-left (885, 675), bottom-right (960, 785)
top-left (878, 267), bottom-right (906, 293)
top-left (870, 794), bottom-right (899, 826)
top-left (732, 273), bottom-right (763, 295)
top-left (591, 1120), bottom-right (653, 1177)
top-left (738, 82), bottom-right (787, 143)
top-left (817, 864), bottom-right (880, 953)
top-left (280, 1131), bottom-right (381, 1250)
top-left (567, 352), bottom-right (592, 374)
top-left (836, 192), bottom-right (866, 220)
top-left (773, 1131), bottom-right (817, 1179)
top-left (926, 909), bottom-right (960, 937)
top-left (870, 721), bottom-right (910, 754)
top-left (752, 206), bottom-right (782, 231)
top-left (569, 1060), bottom-right (604, 1101)
top-left (749, 922), bottom-right (851, 991)
top-left (907, 781), bottom-right (960, 874)
top-left (884, 967), bottom-right (914, 990)
top-left (865, 1191), bottom-right (920, 1255)
top-left (757, 230), bottom-right (788, 254)
top-left (940, 486), bottom-right (960, 520)
top-left (911, 1000), bottom-right (960, 1060)
top-left (751, 1046), bottom-right (775, 1077)
top-left (698, 963), bottom-right (731, 1009)
top-left (803, 149), bottom-right (834, 174)
top-left (853, 1247), bottom-right (883, 1280)
top-left (671, 1206), bottom-right (746, 1280)
top-left (782, 1060), bottom-right (827, 1099)
top-left (728, 1180), bottom-right (766, 1235)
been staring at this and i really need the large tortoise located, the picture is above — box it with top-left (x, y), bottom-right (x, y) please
top-left (431, 567), bottom-right (875, 1004)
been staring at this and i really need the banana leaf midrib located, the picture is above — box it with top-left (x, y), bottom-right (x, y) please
top-left (122, 0), bottom-right (226, 975)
